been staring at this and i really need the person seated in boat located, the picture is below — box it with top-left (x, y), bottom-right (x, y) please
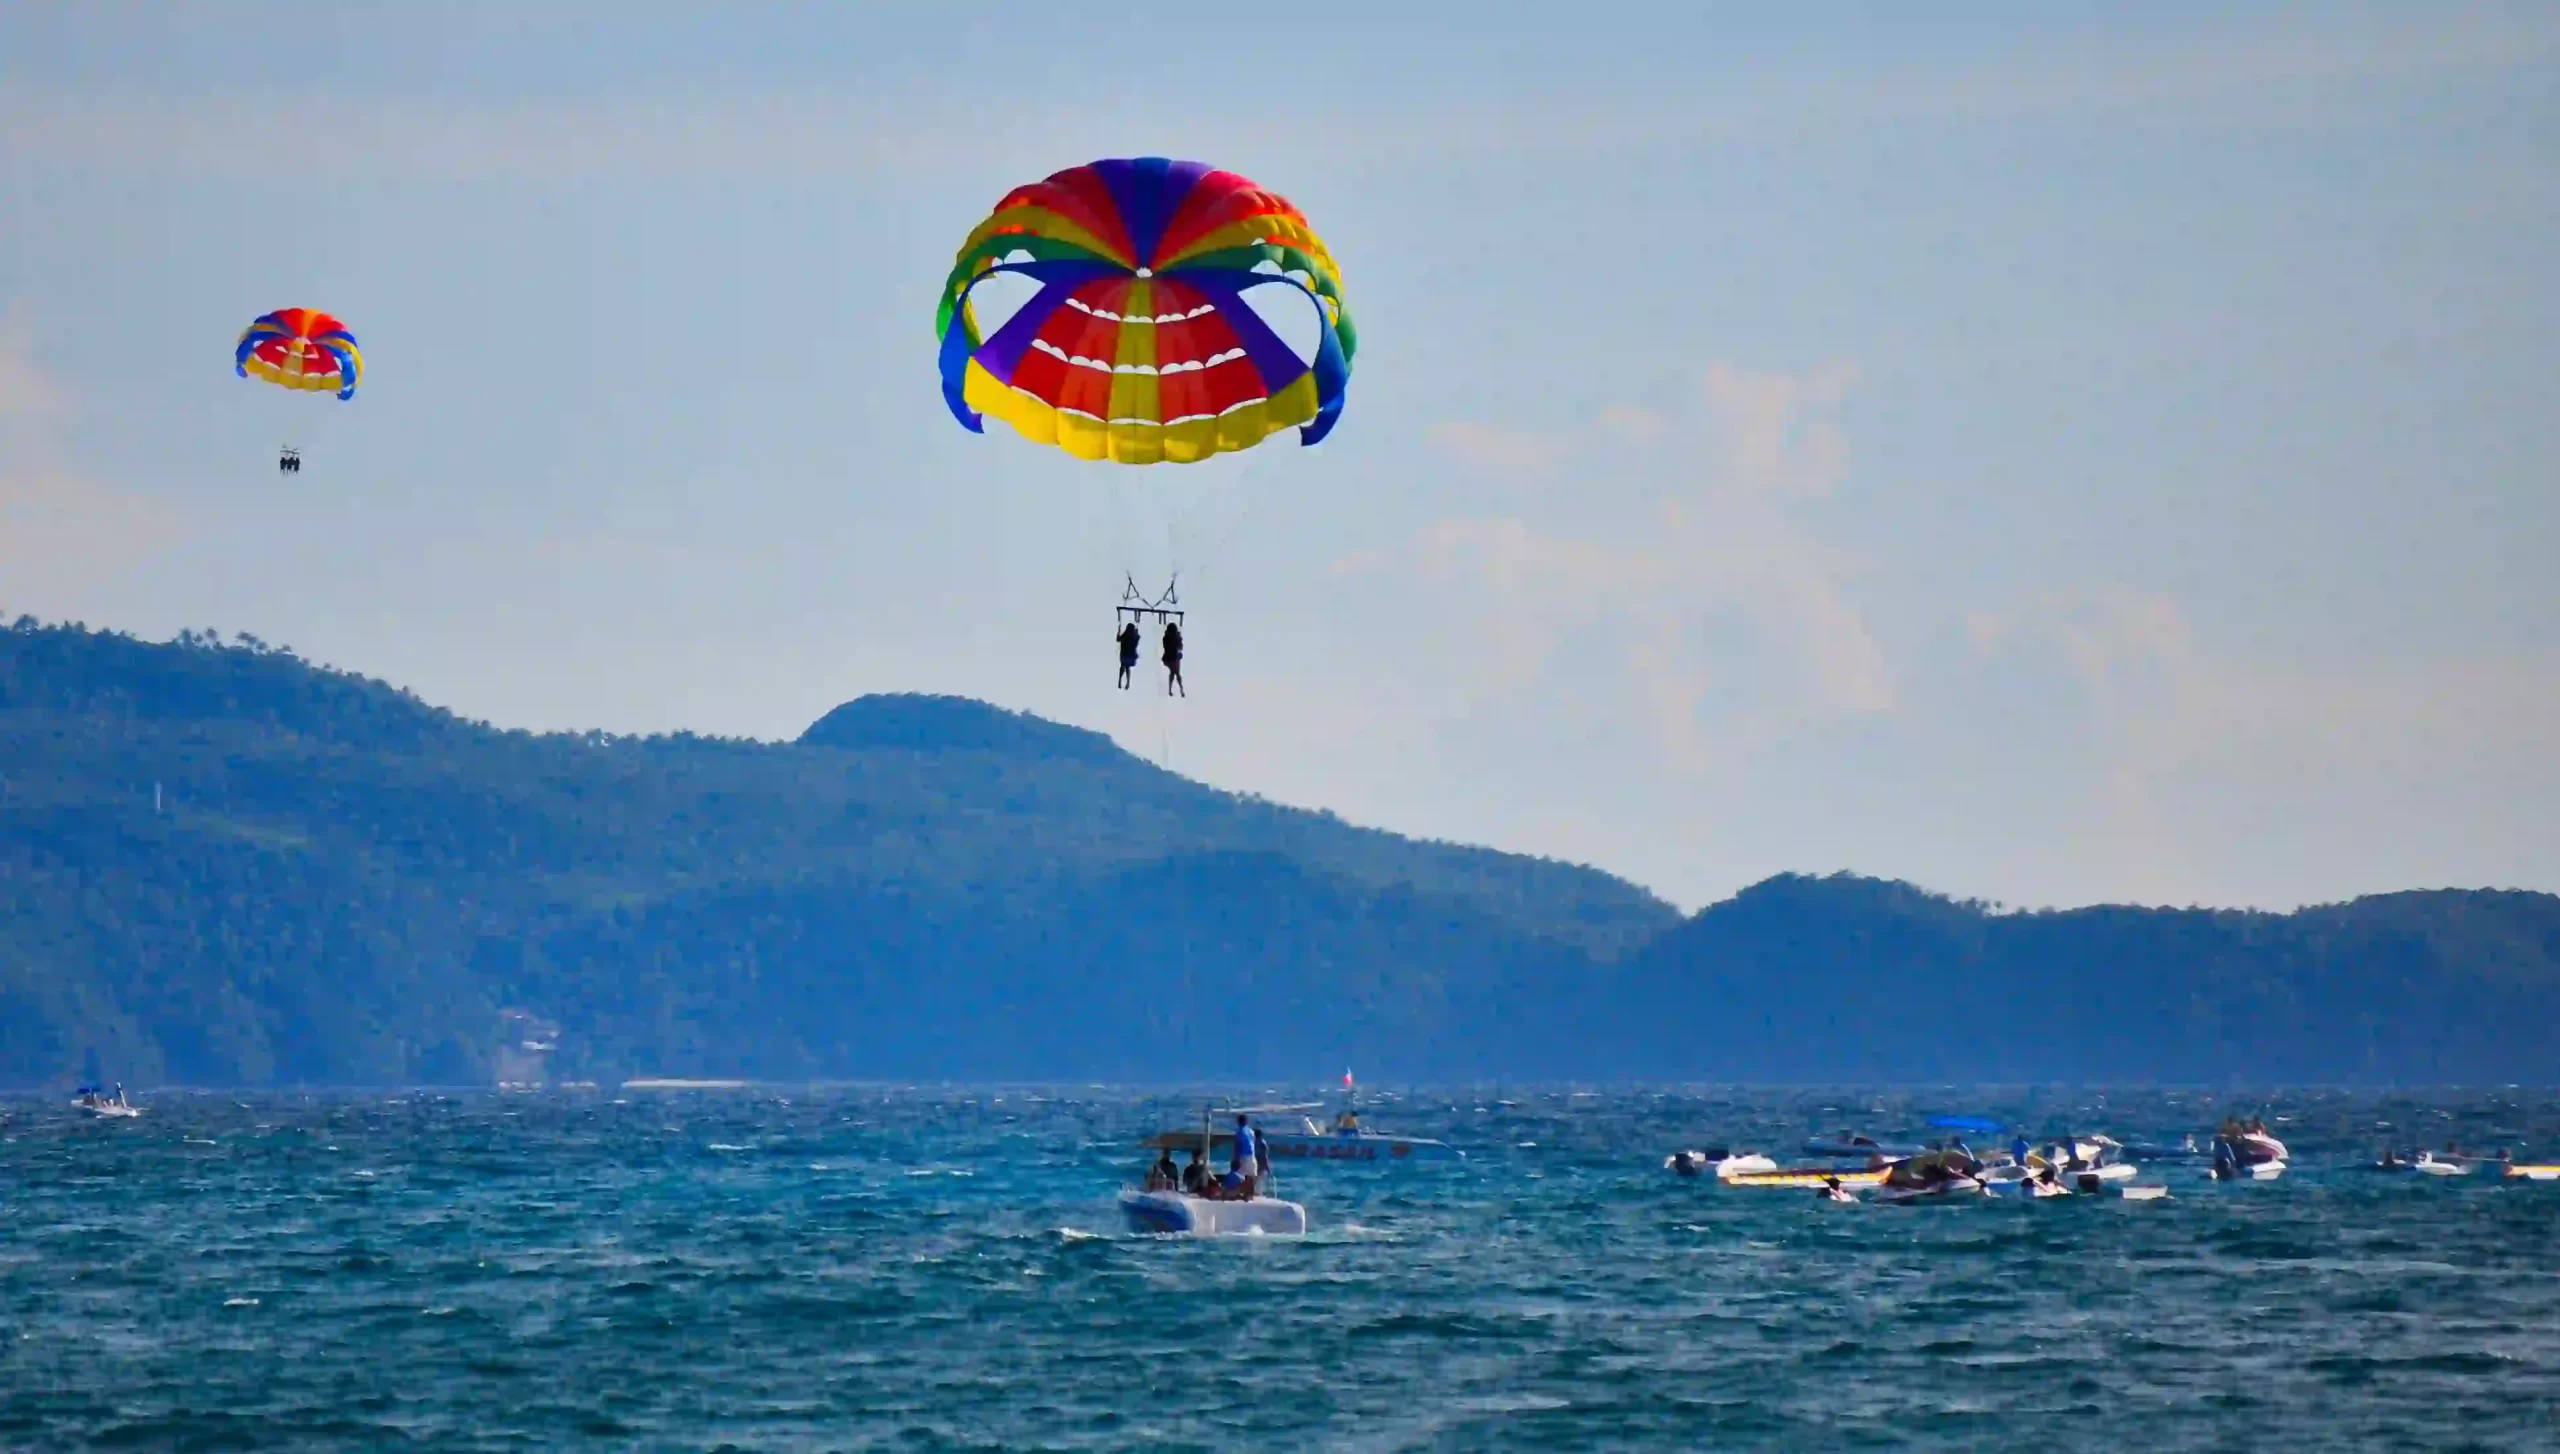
top-left (1180, 1149), bottom-right (1212, 1196)
top-left (1221, 1115), bottom-right (1259, 1199)
top-left (1334, 1109), bottom-right (1360, 1133)
top-left (1145, 1148), bottom-right (1180, 1192)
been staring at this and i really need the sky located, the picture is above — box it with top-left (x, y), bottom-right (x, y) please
top-left (2, 2), bottom-right (2555, 913)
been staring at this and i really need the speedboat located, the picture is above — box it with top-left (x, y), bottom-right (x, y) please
top-left (72, 1085), bottom-right (141, 1119)
top-left (1872, 1149), bottom-right (1988, 1205)
top-left (1986, 1136), bottom-right (2137, 1188)
top-left (1247, 1076), bottom-right (1463, 1164)
top-left (1257, 1116), bottom-right (1462, 1164)
top-left (1665, 1148), bottom-right (1778, 1179)
top-left (2413, 1151), bottom-right (2471, 1177)
top-left (2210, 1123), bottom-right (2286, 1179)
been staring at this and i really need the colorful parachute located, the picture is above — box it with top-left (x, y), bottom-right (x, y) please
top-left (936, 157), bottom-right (1354, 465)
top-left (235, 309), bottom-right (361, 401)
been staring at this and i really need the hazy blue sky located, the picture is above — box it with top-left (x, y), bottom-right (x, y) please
top-left (4, 2), bottom-right (2554, 911)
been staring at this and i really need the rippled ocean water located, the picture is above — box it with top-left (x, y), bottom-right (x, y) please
top-left (4, 1086), bottom-right (2558, 1451)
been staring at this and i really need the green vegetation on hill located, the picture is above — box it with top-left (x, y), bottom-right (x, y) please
top-left (0, 620), bottom-right (1670, 1085)
top-left (3, 619), bottom-right (2556, 1087)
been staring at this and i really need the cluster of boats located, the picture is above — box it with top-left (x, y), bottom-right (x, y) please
top-left (1668, 1116), bottom-right (2560, 1203)
top-left (1671, 1129), bottom-right (2171, 1203)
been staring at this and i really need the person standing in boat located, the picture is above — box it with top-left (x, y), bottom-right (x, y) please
top-left (1224, 1114), bottom-right (1258, 1198)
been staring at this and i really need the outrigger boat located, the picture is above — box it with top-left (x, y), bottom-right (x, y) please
top-left (1120, 1102), bottom-right (1309, 1237)
top-left (1249, 1074), bottom-right (1461, 1164)
top-left (72, 1085), bottom-right (141, 1119)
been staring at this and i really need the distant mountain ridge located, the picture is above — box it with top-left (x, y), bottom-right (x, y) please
top-left (2, 618), bottom-right (2556, 1086)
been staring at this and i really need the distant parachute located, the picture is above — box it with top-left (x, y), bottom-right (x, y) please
top-left (935, 157), bottom-right (1354, 466)
top-left (236, 309), bottom-right (361, 401)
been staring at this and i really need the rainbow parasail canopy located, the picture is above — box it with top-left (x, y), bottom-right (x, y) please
top-left (236, 309), bottom-right (361, 401)
top-left (937, 157), bottom-right (1354, 466)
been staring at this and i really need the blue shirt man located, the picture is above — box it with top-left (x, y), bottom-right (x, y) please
top-left (1224, 1116), bottom-right (1257, 1194)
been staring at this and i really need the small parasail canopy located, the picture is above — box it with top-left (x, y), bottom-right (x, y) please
top-left (236, 308), bottom-right (361, 401)
top-left (935, 157), bottom-right (1354, 466)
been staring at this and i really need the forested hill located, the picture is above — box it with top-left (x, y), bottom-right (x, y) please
top-left (0, 621), bottom-right (1674, 1086)
top-left (3, 619), bottom-right (2556, 1088)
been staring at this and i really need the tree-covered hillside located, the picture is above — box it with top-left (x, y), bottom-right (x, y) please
top-left (4, 619), bottom-right (2556, 1087)
top-left (0, 621), bottom-right (1671, 1085)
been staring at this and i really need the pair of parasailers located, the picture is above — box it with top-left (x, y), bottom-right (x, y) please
top-left (1116, 620), bottom-right (1185, 695)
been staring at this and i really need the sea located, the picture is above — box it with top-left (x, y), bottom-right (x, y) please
top-left (4, 1085), bottom-right (2557, 1451)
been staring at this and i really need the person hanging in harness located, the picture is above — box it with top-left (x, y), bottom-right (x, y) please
top-left (1161, 619), bottom-right (1185, 698)
top-left (1116, 620), bottom-right (1141, 690)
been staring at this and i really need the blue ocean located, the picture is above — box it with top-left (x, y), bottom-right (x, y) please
top-left (5, 1087), bottom-right (2558, 1450)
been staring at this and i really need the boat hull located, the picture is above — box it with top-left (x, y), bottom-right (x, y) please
top-left (1254, 1132), bottom-right (1460, 1164)
top-left (1874, 1179), bottom-right (1986, 1205)
top-left (1726, 1167), bottom-right (1889, 1189)
top-left (1118, 1191), bottom-right (1308, 1237)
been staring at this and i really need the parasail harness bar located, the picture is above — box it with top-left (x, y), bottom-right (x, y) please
top-left (1116, 574), bottom-right (1184, 625)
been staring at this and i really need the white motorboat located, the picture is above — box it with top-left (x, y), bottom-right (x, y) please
top-left (1665, 1149), bottom-right (1778, 1179)
top-left (1178, 1076), bottom-right (1463, 1166)
top-left (2207, 1158), bottom-right (2286, 1181)
top-left (1125, 1100), bottom-right (1309, 1237)
top-left (1873, 1149), bottom-right (1989, 1204)
top-left (73, 1086), bottom-right (141, 1119)
top-left (2413, 1151), bottom-right (2471, 1177)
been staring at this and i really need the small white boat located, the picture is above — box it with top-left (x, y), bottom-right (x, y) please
top-left (1665, 1149), bottom-right (1778, 1179)
top-left (73, 1086), bottom-right (142, 1119)
top-left (2413, 1151), bottom-right (2471, 1177)
top-left (2207, 1159), bottom-right (2286, 1181)
top-left (1125, 1100), bottom-right (1310, 1236)
top-left (2119, 1185), bottom-right (2170, 1201)
top-left (1202, 1076), bottom-right (1463, 1165)
top-left (1873, 1149), bottom-right (1989, 1204)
